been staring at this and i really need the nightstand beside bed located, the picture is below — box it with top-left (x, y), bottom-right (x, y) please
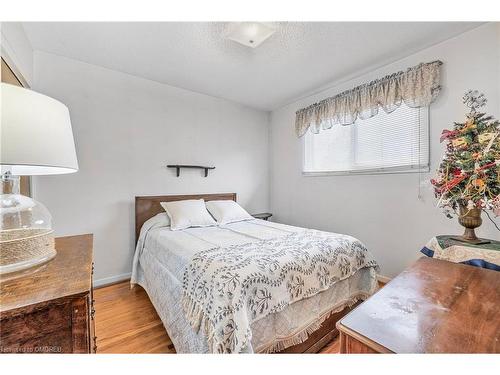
top-left (252, 212), bottom-right (272, 221)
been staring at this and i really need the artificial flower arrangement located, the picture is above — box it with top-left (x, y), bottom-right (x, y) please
top-left (431, 90), bottom-right (499, 241)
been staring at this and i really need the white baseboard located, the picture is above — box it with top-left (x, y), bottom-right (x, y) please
top-left (94, 272), bottom-right (131, 288)
top-left (377, 274), bottom-right (392, 284)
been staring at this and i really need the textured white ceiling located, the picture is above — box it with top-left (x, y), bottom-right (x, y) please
top-left (22, 22), bottom-right (482, 110)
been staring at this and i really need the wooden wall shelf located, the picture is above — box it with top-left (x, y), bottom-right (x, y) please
top-left (167, 165), bottom-right (215, 177)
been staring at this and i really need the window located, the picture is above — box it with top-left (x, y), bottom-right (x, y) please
top-left (303, 103), bottom-right (429, 175)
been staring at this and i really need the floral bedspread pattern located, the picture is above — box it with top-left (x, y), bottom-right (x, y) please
top-left (182, 229), bottom-right (379, 353)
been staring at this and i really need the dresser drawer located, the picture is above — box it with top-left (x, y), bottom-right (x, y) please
top-left (1, 300), bottom-right (73, 353)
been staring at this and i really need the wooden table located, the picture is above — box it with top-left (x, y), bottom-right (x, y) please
top-left (337, 257), bottom-right (500, 353)
top-left (0, 234), bottom-right (95, 353)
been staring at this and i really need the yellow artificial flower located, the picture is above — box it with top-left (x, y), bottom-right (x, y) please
top-left (452, 137), bottom-right (467, 148)
top-left (478, 132), bottom-right (495, 144)
top-left (461, 119), bottom-right (476, 133)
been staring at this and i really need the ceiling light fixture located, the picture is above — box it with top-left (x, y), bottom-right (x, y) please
top-left (226, 22), bottom-right (276, 48)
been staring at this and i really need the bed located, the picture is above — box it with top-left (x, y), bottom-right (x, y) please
top-left (131, 193), bottom-right (379, 353)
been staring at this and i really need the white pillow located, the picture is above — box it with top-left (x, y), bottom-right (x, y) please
top-left (206, 200), bottom-right (254, 225)
top-left (160, 199), bottom-right (217, 231)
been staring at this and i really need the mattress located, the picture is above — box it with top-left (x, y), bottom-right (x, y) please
top-left (131, 215), bottom-right (378, 353)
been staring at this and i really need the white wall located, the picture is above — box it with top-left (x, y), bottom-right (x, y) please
top-left (26, 23), bottom-right (500, 283)
top-left (270, 23), bottom-right (500, 278)
top-left (33, 51), bottom-right (270, 285)
top-left (0, 22), bottom-right (33, 86)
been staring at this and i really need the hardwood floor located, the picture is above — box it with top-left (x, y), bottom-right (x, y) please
top-left (94, 281), bottom-right (341, 353)
top-left (94, 281), bottom-right (174, 353)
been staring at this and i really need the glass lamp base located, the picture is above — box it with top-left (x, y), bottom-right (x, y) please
top-left (1, 173), bottom-right (56, 275)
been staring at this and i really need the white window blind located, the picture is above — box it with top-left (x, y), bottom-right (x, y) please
top-left (303, 104), bottom-right (429, 174)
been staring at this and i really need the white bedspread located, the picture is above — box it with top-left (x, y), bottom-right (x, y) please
top-left (131, 215), bottom-right (378, 353)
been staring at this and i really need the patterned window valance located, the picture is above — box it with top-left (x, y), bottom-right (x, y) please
top-left (295, 60), bottom-right (443, 137)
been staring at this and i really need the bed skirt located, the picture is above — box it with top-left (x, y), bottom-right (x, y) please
top-left (133, 248), bottom-right (377, 353)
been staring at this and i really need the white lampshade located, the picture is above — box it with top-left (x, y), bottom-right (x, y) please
top-left (0, 83), bottom-right (78, 175)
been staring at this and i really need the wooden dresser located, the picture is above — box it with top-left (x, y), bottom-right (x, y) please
top-left (0, 234), bottom-right (96, 353)
top-left (337, 257), bottom-right (500, 353)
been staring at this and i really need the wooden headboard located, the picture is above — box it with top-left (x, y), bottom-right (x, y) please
top-left (135, 193), bottom-right (237, 243)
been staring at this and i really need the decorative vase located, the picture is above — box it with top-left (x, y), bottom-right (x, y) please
top-left (452, 204), bottom-right (490, 245)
